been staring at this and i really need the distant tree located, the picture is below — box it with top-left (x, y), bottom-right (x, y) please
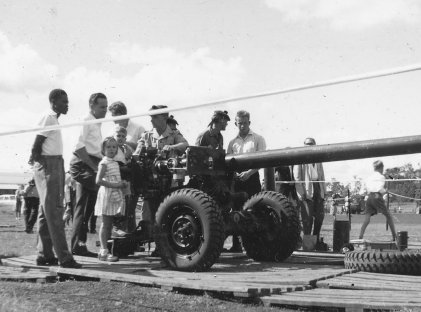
top-left (326, 179), bottom-right (347, 197)
top-left (384, 163), bottom-right (418, 202)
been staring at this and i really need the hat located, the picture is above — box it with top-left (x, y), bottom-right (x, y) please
top-left (167, 115), bottom-right (179, 125)
top-left (211, 110), bottom-right (230, 122)
top-left (149, 105), bottom-right (168, 111)
top-left (304, 137), bottom-right (316, 145)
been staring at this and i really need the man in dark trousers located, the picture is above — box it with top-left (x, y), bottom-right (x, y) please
top-left (29, 89), bottom-right (81, 268)
top-left (293, 137), bottom-right (326, 243)
top-left (227, 110), bottom-right (266, 252)
top-left (23, 178), bottom-right (39, 234)
top-left (69, 93), bottom-right (108, 257)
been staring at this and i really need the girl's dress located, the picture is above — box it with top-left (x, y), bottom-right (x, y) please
top-left (95, 156), bottom-right (125, 216)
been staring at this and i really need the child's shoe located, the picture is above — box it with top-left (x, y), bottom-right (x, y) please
top-left (98, 250), bottom-right (119, 262)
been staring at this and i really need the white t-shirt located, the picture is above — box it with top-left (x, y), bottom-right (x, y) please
top-left (74, 113), bottom-right (102, 158)
top-left (126, 120), bottom-right (145, 146)
top-left (37, 110), bottom-right (63, 156)
top-left (365, 171), bottom-right (386, 194)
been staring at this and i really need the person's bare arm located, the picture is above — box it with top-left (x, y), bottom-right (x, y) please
top-left (95, 163), bottom-right (126, 189)
top-left (74, 147), bottom-right (99, 172)
top-left (29, 135), bottom-right (46, 165)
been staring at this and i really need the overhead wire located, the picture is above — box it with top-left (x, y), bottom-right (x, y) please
top-left (1, 62), bottom-right (421, 137)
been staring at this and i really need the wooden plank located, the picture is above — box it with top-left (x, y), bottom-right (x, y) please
top-left (292, 250), bottom-right (345, 258)
top-left (52, 267), bottom-right (276, 297)
top-left (0, 265), bottom-right (56, 282)
top-left (53, 266), bottom-right (312, 296)
top-left (261, 289), bottom-right (421, 311)
top-left (317, 271), bottom-right (421, 291)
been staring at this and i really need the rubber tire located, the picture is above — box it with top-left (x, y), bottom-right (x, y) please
top-left (241, 191), bottom-right (301, 262)
top-left (155, 188), bottom-right (224, 272)
top-left (345, 250), bottom-right (421, 275)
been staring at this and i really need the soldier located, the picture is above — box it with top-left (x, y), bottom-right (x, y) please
top-left (293, 137), bottom-right (326, 244)
top-left (196, 110), bottom-right (230, 149)
top-left (134, 105), bottom-right (188, 256)
top-left (227, 110), bottom-right (266, 252)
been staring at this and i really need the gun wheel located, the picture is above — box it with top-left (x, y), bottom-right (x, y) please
top-left (345, 250), bottom-right (421, 275)
top-left (241, 191), bottom-right (300, 262)
top-left (155, 188), bottom-right (224, 271)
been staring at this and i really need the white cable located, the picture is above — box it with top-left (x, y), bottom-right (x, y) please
top-left (388, 191), bottom-right (421, 201)
top-left (275, 178), bottom-right (421, 184)
top-left (1, 62), bottom-right (421, 137)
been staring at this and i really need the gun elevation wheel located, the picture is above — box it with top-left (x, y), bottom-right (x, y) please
top-left (241, 191), bottom-right (300, 262)
top-left (155, 188), bottom-right (224, 271)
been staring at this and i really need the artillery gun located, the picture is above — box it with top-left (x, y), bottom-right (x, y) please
top-left (109, 135), bottom-right (421, 272)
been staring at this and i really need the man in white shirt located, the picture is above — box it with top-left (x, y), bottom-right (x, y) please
top-left (359, 160), bottom-right (397, 241)
top-left (29, 89), bottom-right (81, 268)
top-left (69, 93), bottom-right (108, 257)
top-left (293, 137), bottom-right (327, 243)
top-left (227, 110), bottom-right (266, 252)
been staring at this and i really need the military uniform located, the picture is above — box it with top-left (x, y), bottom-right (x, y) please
top-left (135, 125), bottom-right (188, 158)
top-left (196, 127), bottom-right (224, 150)
top-left (135, 125), bottom-right (188, 229)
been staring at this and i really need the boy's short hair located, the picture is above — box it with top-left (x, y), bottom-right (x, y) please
top-left (114, 125), bottom-right (127, 136)
top-left (373, 160), bottom-right (384, 171)
top-left (109, 101), bottom-right (127, 116)
top-left (236, 110), bottom-right (250, 120)
top-left (89, 93), bottom-right (107, 106)
top-left (49, 89), bottom-right (67, 103)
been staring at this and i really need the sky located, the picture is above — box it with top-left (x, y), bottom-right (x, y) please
top-left (0, 0), bottom-right (421, 184)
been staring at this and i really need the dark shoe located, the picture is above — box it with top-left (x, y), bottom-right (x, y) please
top-left (25, 229), bottom-right (34, 234)
top-left (72, 248), bottom-right (98, 258)
top-left (60, 259), bottom-right (82, 268)
top-left (36, 256), bottom-right (59, 266)
top-left (136, 245), bottom-right (145, 252)
top-left (228, 245), bottom-right (243, 253)
top-left (89, 229), bottom-right (97, 234)
top-left (150, 249), bottom-right (161, 257)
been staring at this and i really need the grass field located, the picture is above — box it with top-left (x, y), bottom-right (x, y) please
top-left (1, 204), bottom-right (421, 311)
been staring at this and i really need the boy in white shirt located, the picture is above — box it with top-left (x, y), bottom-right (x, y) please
top-left (359, 160), bottom-right (397, 241)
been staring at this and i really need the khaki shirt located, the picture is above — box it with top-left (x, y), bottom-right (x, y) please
top-left (135, 125), bottom-right (188, 157)
top-left (196, 127), bottom-right (223, 150)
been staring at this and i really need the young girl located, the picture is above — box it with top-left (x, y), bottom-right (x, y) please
top-left (95, 136), bottom-right (127, 262)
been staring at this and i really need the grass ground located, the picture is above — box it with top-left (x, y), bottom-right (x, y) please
top-left (1, 204), bottom-right (420, 311)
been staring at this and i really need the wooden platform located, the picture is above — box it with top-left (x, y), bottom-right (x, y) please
top-left (261, 289), bottom-right (421, 312)
top-left (316, 271), bottom-right (421, 291)
top-left (1, 252), bottom-right (350, 298)
top-left (2, 252), bottom-right (421, 310)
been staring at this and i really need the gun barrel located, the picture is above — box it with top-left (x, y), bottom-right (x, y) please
top-left (225, 135), bottom-right (421, 170)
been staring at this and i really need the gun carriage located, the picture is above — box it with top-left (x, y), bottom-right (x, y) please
top-left (109, 135), bottom-right (421, 271)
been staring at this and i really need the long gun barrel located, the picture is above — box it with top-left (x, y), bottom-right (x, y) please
top-left (225, 135), bottom-right (421, 171)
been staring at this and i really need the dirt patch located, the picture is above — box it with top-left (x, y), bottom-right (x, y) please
top-left (0, 280), bottom-right (291, 312)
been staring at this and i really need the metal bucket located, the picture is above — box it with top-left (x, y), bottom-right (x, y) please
top-left (333, 219), bottom-right (350, 252)
top-left (396, 231), bottom-right (408, 251)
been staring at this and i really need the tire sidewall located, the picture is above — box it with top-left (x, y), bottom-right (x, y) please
top-left (155, 188), bottom-right (224, 271)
